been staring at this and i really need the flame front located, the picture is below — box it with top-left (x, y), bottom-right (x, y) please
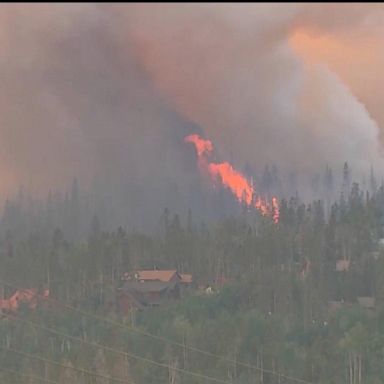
top-left (185, 134), bottom-right (213, 157)
top-left (185, 134), bottom-right (279, 223)
top-left (209, 162), bottom-right (253, 205)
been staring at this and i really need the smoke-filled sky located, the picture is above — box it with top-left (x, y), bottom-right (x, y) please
top-left (0, 4), bottom-right (384, 212)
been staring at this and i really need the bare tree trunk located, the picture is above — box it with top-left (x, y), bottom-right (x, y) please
top-left (260, 351), bottom-right (264, 384)
top-left (82, 270), bottom-right (86, 298)
top-left (169, 358), bottom-right (178, 384)
top-left (94, 348), bottom-right (110, 384)
top-left (0, 284), bottom-right (3, 316)
top-left (233, 346), bottom-right (237, 380)
top-left (47, 265), bottom-right (50, 293)
top-left (66, 283), bottom-right (70, 303)
top-left (44, 361), bottom-right (49, 382)
top-left (183, 333), bottom-right (187, 369)
top-left (100, 273), bottom-right (103, 306)
top-left (358, 354), bottom-right (361, 384)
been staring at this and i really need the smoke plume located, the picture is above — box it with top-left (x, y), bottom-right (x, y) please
top-left (0, 4), bottom-right (383, 227)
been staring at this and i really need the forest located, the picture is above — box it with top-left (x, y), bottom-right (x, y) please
top-left (1, 163), bottom-right (384, 384)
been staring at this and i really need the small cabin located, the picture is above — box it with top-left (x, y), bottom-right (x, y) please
top-left (357, 296), bottom-right (375, 309)
top-left (118, 270), bottom-right (192, 315)
top-left (0, 288), bottom-right (49, 313)
top-left (328, 300), bottom-right (343, 312)
top-left (378, 238), bottom-right (384, 250)
top-left (335, 259), bottom-right (350, 272)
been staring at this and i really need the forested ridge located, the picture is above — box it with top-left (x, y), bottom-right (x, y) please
top-left (1, 166), bottom-right (384, 383)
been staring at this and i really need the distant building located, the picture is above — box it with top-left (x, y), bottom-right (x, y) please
top-left (299, 258), bottom-right (311, 279)
top-left (336, 259), bottom-right (350, 272)
top-left (371, 251), bottom-right (381, 260)
top-left (328, 300), bottom-right (346, 312)
top-left (117, 270), bottom-right (192, 315)
top-left (180, 274), bottom-right (193, 285)
top-left (0, 288), bottom-right (49, 313)
top-left (214, 276), bottom-right (229, 288)
top-left (357, 296), bottom-right (375, 309)
top-left (378, 238), bottom-right (384, 250)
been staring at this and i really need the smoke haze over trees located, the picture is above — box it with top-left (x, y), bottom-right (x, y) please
top-left (2, 178), bottom-right (384, 383)
top-left (3, 5), bottom-right (384, 384)
top-left (0, 4), bottom-right (383, 228)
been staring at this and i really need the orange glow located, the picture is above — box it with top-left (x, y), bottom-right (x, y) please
top-left (185, 133), bottom-right (279, 222)
top-left (185, 134), bottom-right (213, 157)
top-left (289, 27), bottom-right (384, 134)
top-left (209, 162), bottom-right (253, 205)
top-left (255, 197), bottom-right (269, 216)
top-left (289, 28), bottom-right (376, 67)
top-left (272, 197), bottom-right (279, 224)
top-left (0, 288), bottom-right (49, 313)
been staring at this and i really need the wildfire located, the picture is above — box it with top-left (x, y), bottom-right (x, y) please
top-left (185, 134), bottom-right (279, 223)
top-left (185, 134), bottom-right (213, 157)
top-left (209, 162), bottom-right (253, 205)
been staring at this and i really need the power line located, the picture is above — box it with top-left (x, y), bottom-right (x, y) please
top-left (0, 278), bottom-right (313, 384)
top-left (0, 345), bottom-right (133, 384)
top-left (0, 365), bottom-right (59, 384)
top-left (0, 279), bottom-right (313, 383)
top-left (1, 311), bottom-right (233, 384)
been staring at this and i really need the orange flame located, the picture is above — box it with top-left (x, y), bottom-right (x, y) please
top-left (271, 197), bottom-right (280, 224)
top-left (185, 134), bottom-right (279, 223)
top-left (209, 162), bottom-right (253, 205)
top-left (0, 288), bottom-right (49, 312)
top-left (185, 134), bottom-right (213, 157)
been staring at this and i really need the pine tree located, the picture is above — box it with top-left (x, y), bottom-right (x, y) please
top-left (370, 166), bottom-right (377, 195)
top-left (342, 162), bottom-right (351, 198)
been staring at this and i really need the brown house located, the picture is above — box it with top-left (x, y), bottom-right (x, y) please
top-left (336, 259), bottom-right (350, 272)
top-left (357, 296), bottom-right (375, 309)
top-left (117, 270), bottom-right (192, 315)
top-left (0, 288), bottom-right (49, 313)
top-left (328, 300), bottom-right (347, 313)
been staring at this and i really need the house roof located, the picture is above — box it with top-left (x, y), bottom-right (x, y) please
top-left (336, 259), bottom-right (350, 272)
top-left (0, 288), bottom-right (48, 312)
top-left (123, 281), bottom-right (177, 294)
top-left (117, 290), bottom-right (145, 310)
top-left (357, 296), bottom-right (375, 308)
top-left (180, 274), bottom-right (192, 284)
top-left (136, 270), bottom-right (179, 282)
top-left (122, 280), bottom-right (178, 307)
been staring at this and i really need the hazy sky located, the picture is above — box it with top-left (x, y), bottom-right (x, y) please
top-left (0, 3), bottom-right (383, 201)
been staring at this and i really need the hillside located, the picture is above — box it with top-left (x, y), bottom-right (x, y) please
top-left (1, 182), bottom-right (384, 383)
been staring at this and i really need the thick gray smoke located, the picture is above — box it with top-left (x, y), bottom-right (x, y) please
top-left (0, 4), bottom-right (207, 228)
top-left (113, 4), bottom-right (384, 174)
top-left (0, 4), bottom-right (383, 228)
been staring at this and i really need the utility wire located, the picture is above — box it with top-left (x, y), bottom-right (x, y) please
top-left (0, 278), bottom-right (313, 384)
top-left (1, 311), bottom-right (234, 384)
top-left (0, 365), bottom-right (59, 383)
top-left (0, 345), bottom-right (134, 384)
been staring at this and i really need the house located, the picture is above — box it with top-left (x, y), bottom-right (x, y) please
top-left (378, 238), bottom-right (384, 250)
top-left (299, 258), bottom-right (311, 279)
top-left (122, 270), bottom-right (181, 283)
top-left (357, 296), bottom-right (375, 309)
top-left (327, 300), bottom-right (352, 313)
top-left (117, 270), bottom-right (192, 315)
top-left (214, 276), bottom-right (229, 288)
top-left (371, 251), bottom-right (381, 260)
top-left (180, 274), bottom-right (193, 285)
top-left (336, 259), bottom-right (350, 272)
top-left (0, 288), bottom-right (49, 313)
top-left (328, 300), bottom-right (345, 312)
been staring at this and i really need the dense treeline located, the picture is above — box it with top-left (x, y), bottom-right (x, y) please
top-left (1, 165), bottom-right (384, 383)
